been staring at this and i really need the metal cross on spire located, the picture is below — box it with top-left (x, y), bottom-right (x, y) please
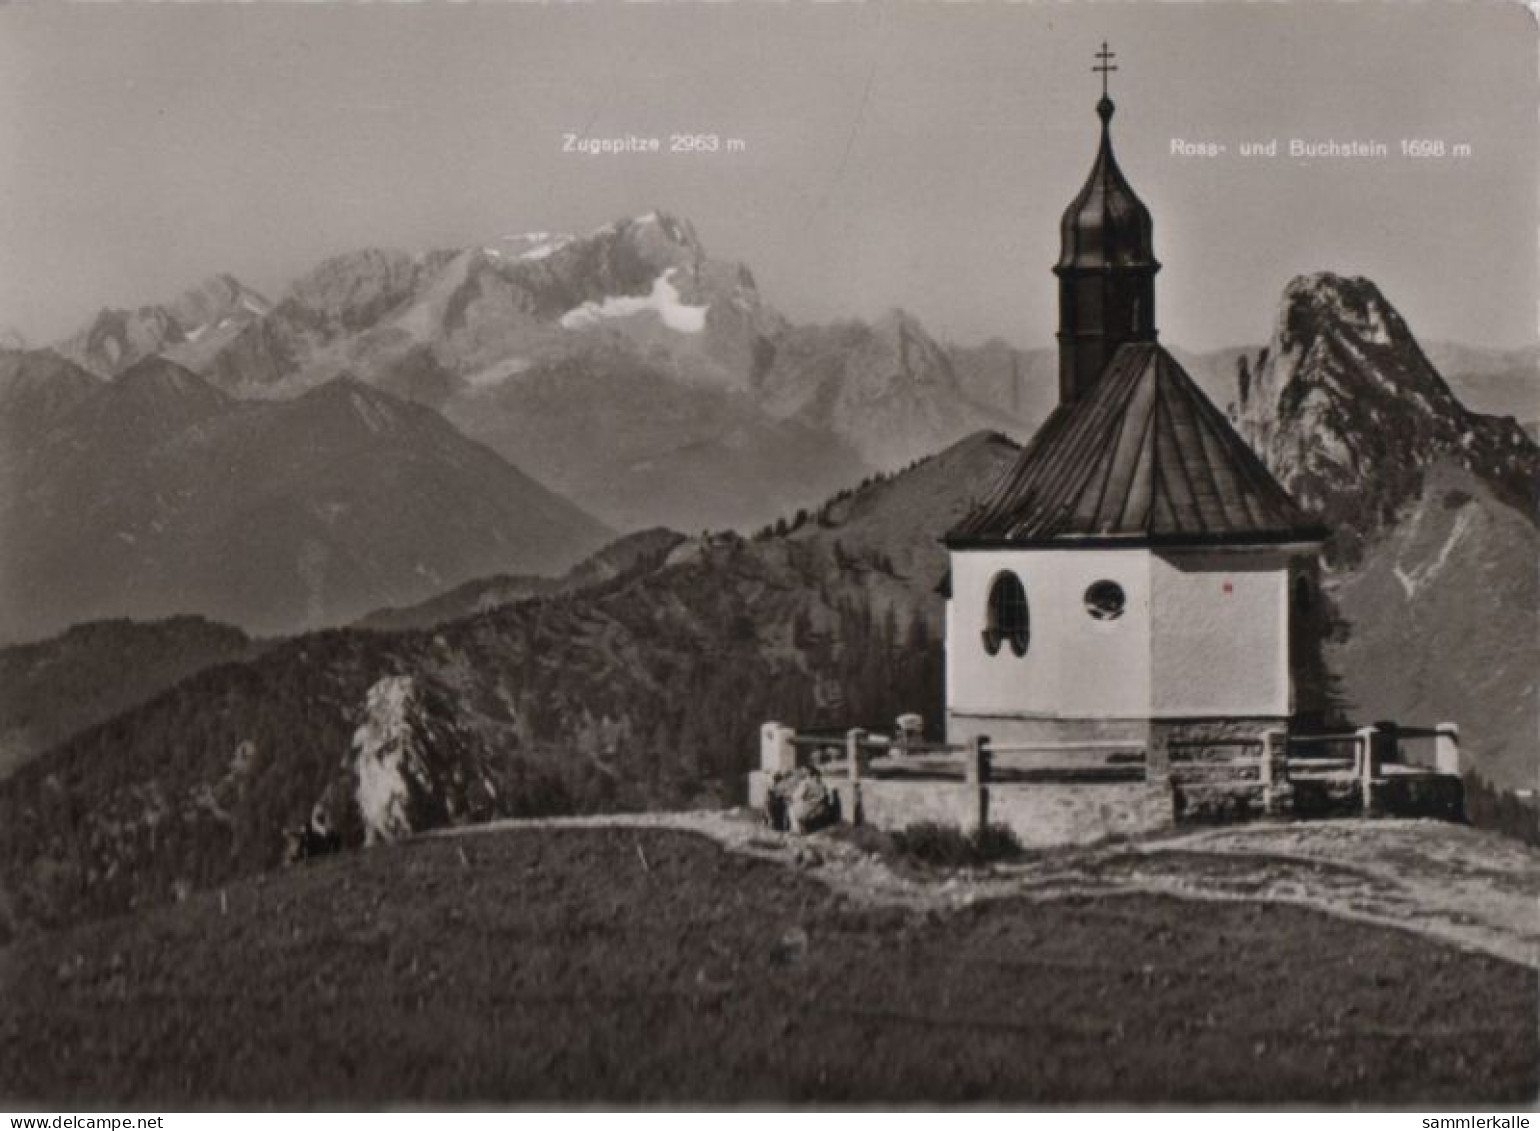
top-left (1093, 41), bottom-right (1117, 98)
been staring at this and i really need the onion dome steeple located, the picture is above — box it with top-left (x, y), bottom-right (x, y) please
top-left (1053, 43), bottom-right (1161, 405)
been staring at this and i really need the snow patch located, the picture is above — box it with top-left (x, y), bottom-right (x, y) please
top-left (1393, 507), bottom-right (1474, 600)
top-left (522, 236), bottom-right (573, 261)
top-left (464, 357), bottom-right (531, 389)
top-left (519, 240), bottom-right (568, 262)
top-left (558, 268), bottom-right (708, 333)
top-left (500, 232), bottom-right (574, 261)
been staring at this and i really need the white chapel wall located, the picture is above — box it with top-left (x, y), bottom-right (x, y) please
top-left (1148, 549), bottom-right (1290, 718)
top-left (947, 547), bottom-right (1152, 721)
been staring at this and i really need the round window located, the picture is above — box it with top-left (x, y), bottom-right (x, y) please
top-left (983, 571), bottom-right (1030, 657)
top-left (1084, 580), bottom-right (1126, 621)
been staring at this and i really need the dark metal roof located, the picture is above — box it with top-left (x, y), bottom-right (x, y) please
top-left (1055, 98), bottom-right (1159, 273)
top-left (945, 343), bottom-right (1327, 548)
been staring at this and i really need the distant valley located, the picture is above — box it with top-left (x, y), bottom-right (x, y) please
top-left (0, 353), bottom-right (609, 643)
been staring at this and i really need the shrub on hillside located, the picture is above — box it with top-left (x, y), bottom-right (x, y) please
top-left (1465, 774), bottom-right (1540, 847)
top-left (890, 821), bottom-right (1023, 868)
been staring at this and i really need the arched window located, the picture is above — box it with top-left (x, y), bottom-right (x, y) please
top-left (1084, 580), bottom-right (1126, 621)
top-left (983, 571), bottom-right (1030, 657)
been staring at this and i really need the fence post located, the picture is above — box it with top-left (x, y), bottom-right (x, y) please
top-left (1144, 730), bottom-right (1170, 783)
top-left (1143, 729), bottom-right (1175, 824)
top-left (846, 728), bottom-right (868, 782)
top-left (761, 721), bottom-right (797, 775)
top-left (966, 734), bottom-right (991, 831)
top-left (1374, 720), bottom-right (1401, 766)
top-left (1435, 722), bottom-right (1461, 776)
top-left (1355, 725), bottom-right (1379, 815)
top-left (1262, 728), bottom-right (1291, 815)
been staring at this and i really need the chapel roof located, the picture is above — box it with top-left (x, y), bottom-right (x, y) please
top-left (945, 342), bottom-right (1326, 549)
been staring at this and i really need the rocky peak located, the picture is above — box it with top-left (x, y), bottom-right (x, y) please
top-left (54, 273), bottom-right (271, 379)
top-left (280, 249), bottom-right (426, 335)
top-left (61, 306), bottom-right (185, 377)
top-left (1236, 273), bottom-right (1538, 563)
top-left (1278, 273), bottom-right (1409, 351)
top-left (168, 274), bottom-right (272, 333)
top-left (610, 210), bottom-right (706, 267)
top-left (865, 308), bottom-right (958, 389)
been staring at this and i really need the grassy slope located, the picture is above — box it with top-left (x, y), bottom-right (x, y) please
top-left (1328, 463), bottom-right (1538, 794)
top-left (0, 826), bottom-right (1533, 1107)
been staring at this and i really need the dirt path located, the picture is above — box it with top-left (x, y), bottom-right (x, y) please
top-left (446, 811), bottom-right (1540, 968)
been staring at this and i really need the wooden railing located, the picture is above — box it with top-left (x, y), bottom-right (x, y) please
top-left (1282, 723), bottom-right (1460, 812)
top-left (760, 718), bottom-right (1461, 817)
top-left (763, 723), bottom-right (1147, 785)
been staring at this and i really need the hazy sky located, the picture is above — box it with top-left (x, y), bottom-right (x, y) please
top-left (1, 1), bottom-right (1534, 352)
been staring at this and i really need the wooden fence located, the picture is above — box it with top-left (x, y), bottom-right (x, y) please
top-left (765, 724), bottom-right (1148, 787)
top-left (761, 719), bottom-right (1461, 817)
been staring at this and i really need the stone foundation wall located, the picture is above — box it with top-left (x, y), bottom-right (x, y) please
top-left (986, 781), bottom-right (1173, 847)
top-left (1153, 716), bottom-right (1287, 748)
top-left (829, 777), bottom-right (1175, 848)
top-left (831, 779), bottom-right (986, 833)
top-left (947, 712), bottom-right (1152, 748)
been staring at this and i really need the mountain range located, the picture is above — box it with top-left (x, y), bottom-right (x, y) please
top-left (35, 211), bottom-right (1349, 540)
top-left (1, 213), bottom-right (1536, 934)
top-left (0, 353), bottom-right (609, 643)
top-left (42, 214), bottom-right (1037, 532)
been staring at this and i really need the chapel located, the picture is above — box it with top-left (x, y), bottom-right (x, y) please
top-left (941, 46), bottom-right (1328, 752)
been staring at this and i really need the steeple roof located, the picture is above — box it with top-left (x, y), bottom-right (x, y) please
top-left (945, 343), bottom-right (1326, 548)
top-left (1055, 95), bottom-right (1159, 273)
